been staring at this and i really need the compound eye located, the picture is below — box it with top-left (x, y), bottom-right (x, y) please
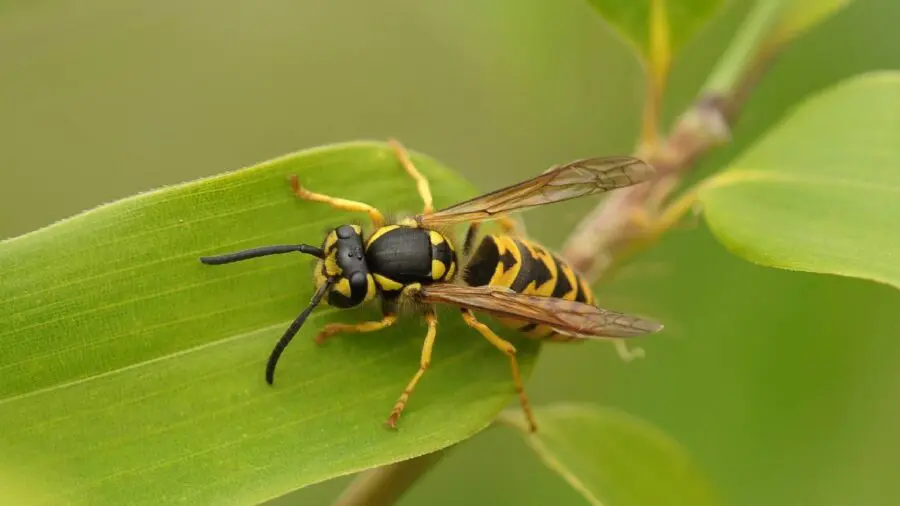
top-left (328, 278), bottom-right (356, 308)
top-left (349, 271), bottom-right (367, 291)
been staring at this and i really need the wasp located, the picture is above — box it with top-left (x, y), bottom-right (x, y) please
top-left (199, 140), bottom-right (663, 432)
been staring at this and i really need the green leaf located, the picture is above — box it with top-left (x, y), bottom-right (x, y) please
top-left (499, 403), bottom-right (720, 506)
top-left (768, 0), bottom-right (857, 48)
top-left (584, 0), bottom-right (724, 75)
top-left (0, 141), bottom-right (540, 505)
top-left (698, 72), bottom-right (900, 289)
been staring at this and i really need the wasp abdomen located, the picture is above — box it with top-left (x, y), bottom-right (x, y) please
top-left (366, 225), bottom-right (457, 295)
top-left (463, 234), bottom-right (595, 338)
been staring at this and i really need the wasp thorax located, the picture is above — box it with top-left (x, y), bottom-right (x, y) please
top-left (314, 224), bottom-right (376, 309)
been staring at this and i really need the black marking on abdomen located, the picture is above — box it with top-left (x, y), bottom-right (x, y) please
top-left (463, 223), bottom-right (479, 256)
top-left (498, 249), bottom-right (517, 271)
top-left (550, 255), bottom-right (574, 299)
top-left (463, 235), bottom-right (498, 287)
top-left (519, 322), bottom-right (539, 332)
top-left (509, 239), bottom-right (553, 293)
top-left (574, 278), bottom-right (589, 303)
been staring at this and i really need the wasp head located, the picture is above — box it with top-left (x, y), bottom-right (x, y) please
top-left (314, 224), bottom-right (377, 309)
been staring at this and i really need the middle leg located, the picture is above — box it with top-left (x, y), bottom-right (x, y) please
top-left (388, 138), bottom-right (434, 215)
top-left (314, 313), bottom-right (397, 345)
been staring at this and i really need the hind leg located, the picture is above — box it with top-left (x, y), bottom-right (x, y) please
top-left (460, 309), bottom-right (537, 433)
top-left (613, 340), bottom-right (645, 362)
top-left (497, 216), bottom-right (523, 236)
top-left (461, 217), bottom-right (525, 256)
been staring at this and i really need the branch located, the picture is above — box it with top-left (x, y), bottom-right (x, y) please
top-left (561, 0), bottom-right (787, 278)
top-left (330, 449), bottom-right (450, 506)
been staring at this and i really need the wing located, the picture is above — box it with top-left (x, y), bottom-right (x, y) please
top-left (416, 156), bottom-right (655, 227)
top-left (416, 284), bottom-right (663, 339)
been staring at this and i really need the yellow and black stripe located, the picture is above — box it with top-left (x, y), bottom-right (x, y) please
top-left (462, 234), bottom-right (594, 340)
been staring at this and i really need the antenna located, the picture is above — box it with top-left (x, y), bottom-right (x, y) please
top-left (265, 278), bottom-right (334, 385)
top-left (199, 244), bottom-right (325, 265)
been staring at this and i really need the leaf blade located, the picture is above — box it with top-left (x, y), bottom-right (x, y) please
top-left (0, 141), bottom-right (541, 505)
top-left (768, 0), bottom-right (857, 48)
top-left (584, 0), bottom-right (724, 70)
top-left (501, 403), bottom-right (721, 506)
top-left (698, 71), bottom-right (900, 289)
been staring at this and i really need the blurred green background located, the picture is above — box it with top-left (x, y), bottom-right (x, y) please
top-left (2, 0), bottom-right (899, 505)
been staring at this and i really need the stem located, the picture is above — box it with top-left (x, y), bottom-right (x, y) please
top-left (331, 449), bottom-right (449, 506)
top-left (640, 77), bottom-right (663, 150)
top-left (639, 0), bottom-right (673, 150)
top-left (561, 0), bottom-right (793, 277)
top-left (702, 0), bottom-right (786, 96)
top-left (494, 410), bottom-right (606, 506)
top-left (640, 0), bottom-right (672, 151)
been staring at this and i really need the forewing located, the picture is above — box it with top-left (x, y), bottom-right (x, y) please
top-left (417, 284), bottom-right (663, 339)
top-left (417, 156), bottom-right (655, 227)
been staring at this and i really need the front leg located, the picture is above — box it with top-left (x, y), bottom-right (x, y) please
top-left (289, 174), bottom-right (386, 229)
top-left (314, 313), bottom-right (397, 345)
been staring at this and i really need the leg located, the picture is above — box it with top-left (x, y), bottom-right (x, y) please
top-left (462, 218), bottom-right (524, 257)
top-left (314, 313), bottom-right (397, 345)
top-left (386, 308), bottom-right (438, 428)
top-left (497, 216), bottom-right (524, 236)
top-left (387, 138), bottom-right (434, 215)
top-left (460, 309), bottom-right (538, 433)
top-left (613, 340), bottom-right (645, 362)
top-left (288, 174), bottom-right (385, 229)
